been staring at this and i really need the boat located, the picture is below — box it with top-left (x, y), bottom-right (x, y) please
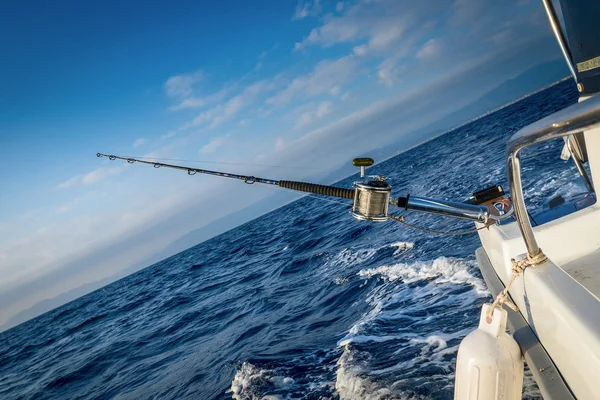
top-left (466, 1), bottom-right (600, 398)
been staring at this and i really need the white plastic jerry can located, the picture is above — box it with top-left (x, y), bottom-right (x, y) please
top-left (454, 304), bottom-right (524, 400)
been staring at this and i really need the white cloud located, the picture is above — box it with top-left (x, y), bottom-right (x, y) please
top-left (307, 101), bottom-right (333, 125)
top-left (189, 79), bottom-right (278, 128)
top-left (336, 2), bottom-right (344, 12)
top-left (315, 101), bottom-right (332, 117)
top-left (267, 56), bottom-right (359, 106)
top-left (200, 136), bottom-right (230, 154)
top-left (57, 175), bottom-right (81, 189)
top-left (285, 101), bottom-right (333, 130)
top-left (416, 38), bottom-right (442, 60)
top-left (257, 36), bottom-right (559, 180)
top-left (142, 135), bottom-right (191, 160)
top-left (293, 0), bottom-right (540, 66)
top-left (82, 167), bottom-right (121, 185)
top-left (164, 70), bottom-right (237, 112)
top-left (275, 137), bottom-right (286, 151)
top-left (353, 44), bottom-right (368, 56)
top-left (161, 130), bottom-right (177, 140)
top-left (367, 25), bottom-right (405, 52)
top-left (377, 57), bottom-right (406, 86)
top-left (57, 199), bottom-right (78, 214)
top-left (132, 137), bottom-right (147, 148)
top-left (164, 70), bottom-right (202, 99)
top-left (294, 0), bottom-right (430, 52)
top-left (58, 167), bottom-right (121, 189)
top-left (293, 0), bottom-right (321, 20)
top-left (168, 85), bottom-right (233, 111)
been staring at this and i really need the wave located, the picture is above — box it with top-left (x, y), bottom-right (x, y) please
top-left (230, 362), bottom-right (295, 400)
top-left (331, 256), bottom-right (491, 399)
top-left (357, 256), bottom-right (488, 295)
top-left (335, 346), bottom-right (397, 400)
top-left (389, 242), bottom-right (415, 255)
top-left (330, 247), bottom-right (377, 267)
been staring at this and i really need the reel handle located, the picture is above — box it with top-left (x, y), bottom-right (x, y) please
top-left (352, 158), bottom-right (374, 177)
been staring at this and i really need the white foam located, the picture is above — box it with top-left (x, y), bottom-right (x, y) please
top-left (335, 346), bottom-right (397, 400)
top-left (372, 329), bottom-right (473, 375)
top-left (338, 334), bottom-right (405, 347)
top-left (269, 376), bottom-right (294, 387)
top-left (230, 362), bottom-right (294, 400)
top-left (357, 256), bottom-right (488, 295)
top-left (334, 276), bottom-right (349, 285)
top-left (389, 241), bottom-right (414, 255)
top-left (230, 362), bottom-right (264, 400)
top-left (411, 335), bottom-right (448, 352)
top-left (333, 257), bottom-right (488, 396)
top-left (342, 258), bottom-right (487, 344)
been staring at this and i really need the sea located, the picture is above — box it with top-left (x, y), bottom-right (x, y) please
top-left (0, 79), bottom-right (585, 399)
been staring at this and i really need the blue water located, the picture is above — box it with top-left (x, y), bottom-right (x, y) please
top-left (0, 80), bottom-right (584, 399)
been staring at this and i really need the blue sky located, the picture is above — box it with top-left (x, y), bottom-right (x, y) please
top-left (0, 0), bottom-right (566, 326)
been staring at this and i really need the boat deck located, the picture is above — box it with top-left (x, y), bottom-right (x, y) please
top-left (561, 248), bottom-right (600, 300)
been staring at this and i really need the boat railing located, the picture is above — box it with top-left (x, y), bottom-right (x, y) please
top-left (507, 93), bottom-right (600, 257)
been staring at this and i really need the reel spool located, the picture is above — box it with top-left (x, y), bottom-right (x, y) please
top-left (350, 158), bottom-right (392, 222)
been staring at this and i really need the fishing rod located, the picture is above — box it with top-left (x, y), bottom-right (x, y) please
top-left (97, 153), bottom-right (514, 228)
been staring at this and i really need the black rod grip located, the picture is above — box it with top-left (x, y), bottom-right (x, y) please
top-left (278, 180), bottom-right (354, 199)
top-left (392, 196), bottom-right (409, 209)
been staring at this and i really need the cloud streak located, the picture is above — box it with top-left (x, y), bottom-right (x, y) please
top-left (132, 137), bottom-right (147, 148)
top-left (164, 70), bottom-right (202, 99)
top-left (200, 136), bottom-right (230, 154)
top-left (267, 56), bottom-right (359, 106)
top-left (187, 78), bottom-right (280, 129)
top-left (293, 0), bottom-right (322, 20)
top-left (58, 167), bottom-right (122, 189)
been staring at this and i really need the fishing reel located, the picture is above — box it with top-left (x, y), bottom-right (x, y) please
top-left (350, 158), bottom-right (392, 222)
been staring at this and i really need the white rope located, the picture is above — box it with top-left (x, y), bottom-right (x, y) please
top-left (485, 250), bottom-right (547, 324)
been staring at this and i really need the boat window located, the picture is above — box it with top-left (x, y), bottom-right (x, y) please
top-left (518, 138), bottom-right (596, 226)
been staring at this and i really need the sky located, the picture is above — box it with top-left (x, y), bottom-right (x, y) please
top-left (0, 0), bottom-right (566, 327)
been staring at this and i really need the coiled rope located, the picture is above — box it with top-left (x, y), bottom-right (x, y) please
top-left (485, 250), bottom-right (547, 323)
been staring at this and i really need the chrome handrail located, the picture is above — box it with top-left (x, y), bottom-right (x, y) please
top-left (507, 94), bottom-right (600, 256)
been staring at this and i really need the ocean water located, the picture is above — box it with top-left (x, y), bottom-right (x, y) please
top-left (0, 80), bottom-right (585, 399)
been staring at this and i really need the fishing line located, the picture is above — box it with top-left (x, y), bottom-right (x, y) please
top-left (117, 155), bottom-right (332, 171)
top-left (306, 194), bottom-right (353, 207)
top-left (277, 186), bottom-right (353, 207)
top-left (388, 214), bottom-right (487, 235)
